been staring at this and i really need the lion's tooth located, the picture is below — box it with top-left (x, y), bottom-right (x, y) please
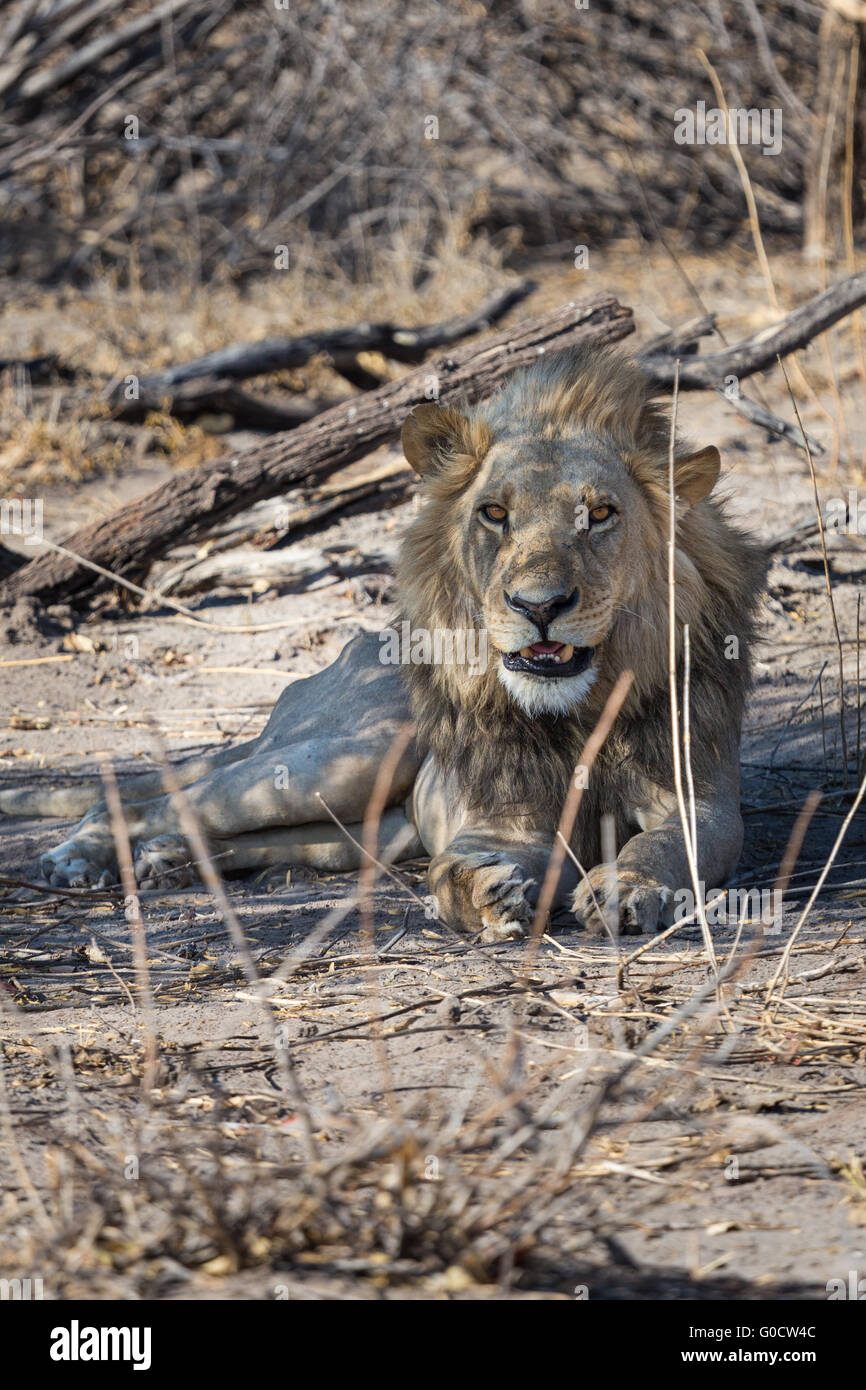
top-left (559, 644), bottom-right (574, 662)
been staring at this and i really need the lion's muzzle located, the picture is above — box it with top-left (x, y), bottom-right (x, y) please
top-left (502, 641), bottom-right (594, 679)
top-left (503, 587), bottom-right (579, 632)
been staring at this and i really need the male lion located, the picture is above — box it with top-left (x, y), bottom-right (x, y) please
top-left (3, 347), bottom-right (766, 939)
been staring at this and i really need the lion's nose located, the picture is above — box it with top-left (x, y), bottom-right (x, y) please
top-left (504, 588), bottom-right (578, 633)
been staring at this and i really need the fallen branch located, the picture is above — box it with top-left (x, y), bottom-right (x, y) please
top-left (155, 543), bottom-right (390, 598)
top-left (114, 378), bottom-right (335, 430)
top-left (191, 458), bottom-right (412, 553)
top-left (154, 545), bottom-right (337, 598)
top-left (635, 316), bottom-right (824, 454)
top-left (642, 269), bottom-right (866, 389)
top-left (718, 388), bottom-right (825, 455)
top-left (2, 294), bottom-right (633, 606)
top-left (107, 280), bottom-right (535, 419)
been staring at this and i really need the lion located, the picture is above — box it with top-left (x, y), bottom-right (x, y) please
top-left (1, 346), bottom-right (766, 939)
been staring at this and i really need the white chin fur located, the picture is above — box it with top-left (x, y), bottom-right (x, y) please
top-left (497, 662), bottom-right (597, 717)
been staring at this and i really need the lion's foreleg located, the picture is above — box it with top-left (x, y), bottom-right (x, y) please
top-left (572, 771), bottom-right (744, 935)
top-left (132, 807), bottom-right (421, 886)
top-left (428, 828), bottom-right (570, 943)
top-left (206, 808), bottom-right (421, 874)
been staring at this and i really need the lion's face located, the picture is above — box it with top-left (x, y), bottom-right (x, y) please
top-left (399, 350), bottom-right (721, 721)
top-left (454, 432), bottom-right (655, 715)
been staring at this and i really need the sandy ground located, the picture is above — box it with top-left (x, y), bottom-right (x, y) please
top-left (1, 250), bottom-right (865, 1299)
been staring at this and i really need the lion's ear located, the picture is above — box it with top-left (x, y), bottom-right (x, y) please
top-left (674, 445), bottom-right (720, 505)
top-left (401, 403), bottom-right (474, 476)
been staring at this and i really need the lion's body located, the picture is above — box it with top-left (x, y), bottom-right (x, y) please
top-left (4, 346), bottom-right (766, 939)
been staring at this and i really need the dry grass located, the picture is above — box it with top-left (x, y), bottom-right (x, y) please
top-left (0, 1), bottom-right (825, 290)
top-left (2, 893), bottom-right (862, 1299)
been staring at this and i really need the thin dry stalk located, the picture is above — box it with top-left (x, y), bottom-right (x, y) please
top-left (357, 722), bottom-right (416, 1117)
top-left (764, 765), bottom-right (866, 1012)
top-left (315, 795), bottom-right (427, 913)
top-left (0, 1008), bottom-right (54, 1236)
top-left (152, 737), bottom-right (318, 1166)
top-left (666, 360), bottom-right (718, 979)
top-left (769, 658), bottom-right (828, 771)
top-left (100, 760), bottom-right (157, 1096)
top-left (857, 591), bottom-right (863, 779)
top-left (778, 353), bottom-right (849, 785)
top-left (696, 49), bottom-right (778, 311)
top-left (772, 788), bottom-right (823, 912)
top-left (555, 831), bottom-right (620, 952)
top-left (265, 818), bottom-right (421, 987)
top-left (695, 49), bottom-right (836, 443)
top-left (814, 50), bottom-right (848, 276)
top-left (818, 667), bottom-right (829, 779)
top-left (814, 49), bottom-right (854, 476)
top-left (599, 813), bottom-right (618, 940)
top-left (841, 30), bottom-right (866, 471)
top-left (359, 723), bottom-right (416, 944)
top-left (527, 668), bottom-right (635, 953)
top-left (616, 889), bottom-right (727, 989)
top-left (683, 625), bottom-right (697, 855)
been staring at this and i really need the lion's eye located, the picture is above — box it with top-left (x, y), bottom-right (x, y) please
top-left (480, 503), bottom-right (508, 524)
top-left (589, 503), bottom-right (613, 524)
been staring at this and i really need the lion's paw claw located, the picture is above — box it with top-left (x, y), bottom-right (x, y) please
top-left (41, 839), bottom-right (117, 889)
top-left (572, 869), bottom-right (674, 937)
top-left (468, 858), bottom-right (534, 942)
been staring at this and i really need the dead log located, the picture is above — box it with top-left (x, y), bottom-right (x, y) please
top-left (261, 460), bottom-right (413, 547)
top-left (2, 294), bottom-right (633, 606)
top-left (181, 459), bottom-right (413, 553)
top-left (637, 315), bottom-right (718, 359)
top-left (108, 280), bottom-right (535, 419)
top-left (155, 545), bottom-right (344, 598)
top-left (641, 269), bottom-right (866, 389)
top-left (121, 377), bottom-right (335, 430)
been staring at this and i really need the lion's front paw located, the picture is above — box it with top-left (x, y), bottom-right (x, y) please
top-left (465, 854), bottom-right (535, 943)
top-left (134, 835), bottom-right (195, 891)
top-left (571, 867), bottom-right (674, 937)
top-left (41, 835), bottom-right (117, 889)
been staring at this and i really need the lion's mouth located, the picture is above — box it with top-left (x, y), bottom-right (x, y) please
top-left (502, 641), bottom-right (594, 678)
